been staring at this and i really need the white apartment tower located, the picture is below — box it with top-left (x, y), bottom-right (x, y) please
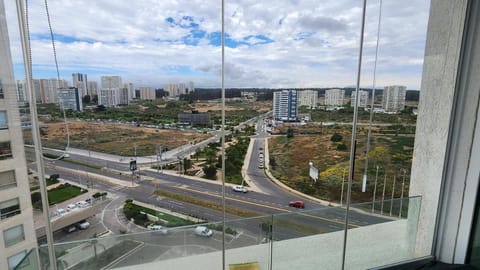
top-left (101, 76), bottom-right (122, 89)
top-left (382, 85), bottom-right (407, 113)
top-left (0, 2), bottom-right (37, 269)
top-left (139, 87), bottom-right (156, 100)
top-left (324, 89), bottom-right (345, 107)
top-left (124, 83), bottom-right (135, 100)
top-left (87, 81), bottom-right (98, 97)
top-left (351, 90), bottom-right (369, 108)
top-left (273, 90), bottom-right (298, 121)
top-left (72, 73), bottom-right (88, 97)
top-left (297, 90), bottom-right (318, 109)
top-left (189, 81), bottom-right (195, 93)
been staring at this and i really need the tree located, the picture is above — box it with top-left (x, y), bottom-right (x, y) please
top-left (331, 133), bottom-right (343, 142)
top-left (286, 128), bottom-right (294, 138)
top-left (203, 165), bottom-right (217, 180)
top-left (82, 95), bottom-right (91, 104)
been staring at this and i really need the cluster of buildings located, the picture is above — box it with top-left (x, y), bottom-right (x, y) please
top-left (272, 86), bottom-right (408, 121)
top-left (15, 74), bottom-right (196, 112)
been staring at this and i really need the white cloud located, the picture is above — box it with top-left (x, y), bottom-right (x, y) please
top-left (5, 0), bottom-right (430, 89)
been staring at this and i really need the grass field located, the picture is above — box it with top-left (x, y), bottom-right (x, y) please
top-left (268, 124), bottom-right (415, 203)
top-left (24, 121), bottom-right (211, 156)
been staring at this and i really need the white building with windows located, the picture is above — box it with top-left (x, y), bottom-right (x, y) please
top-left (72, 73), bottom-right (88, 97)
top-left (351, 90), bottom-right (369, 108)
top-left (324, 89), bottom-right (345, 107)
top-left (0, 4), bottom-right (37, 269)
top-left (139, 87), bottom-right (156, 100)
top-left (297, 90), bottom-right (318, 109)
top-left (382, 85), bottom-right (407, 113)
top-left (87, 81), bottom-right (98, 97)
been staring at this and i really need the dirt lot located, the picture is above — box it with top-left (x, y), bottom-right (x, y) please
top-left (33, 121), bottom-right (211, 156)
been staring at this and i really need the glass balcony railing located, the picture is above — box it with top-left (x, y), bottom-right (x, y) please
top-left (16, 196), bottom-right (421, 270)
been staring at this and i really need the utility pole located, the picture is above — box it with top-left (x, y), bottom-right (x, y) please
top-left (399, 169), bottom-right (407, 218)
top-left (380, 173), bottom-right (387, 215)
top-left (372, 165), bottom-right (379, 213)
top-left (390, 174), bottom-right (396, 216)
top-left (340, 167), bottom-right (346, 206)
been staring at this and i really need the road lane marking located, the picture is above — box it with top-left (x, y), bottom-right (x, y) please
top-left (174, 186), bottom-right (359, 228)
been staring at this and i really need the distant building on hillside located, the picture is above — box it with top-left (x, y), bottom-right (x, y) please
top-left (351, 90), bottom-right (369, 108)
top-left (324, 89), bottom-right (345, 107)
top-left (273, 90), bottom-right (298, 121)
top-left (383, 85), bottom-right (407, 113)
top-left (139, 87), bottom-right (156, 100)
top-left (57, 87), bottom-right (82, 111)
top-left (178, 110), bottom-right (210, 126)
top-left (298, 90), bottom-right (318, 109)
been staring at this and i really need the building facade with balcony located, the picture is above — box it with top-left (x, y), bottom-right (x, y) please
top-left (0, 3), bottom-right (37, 269)
top-left (382, 85), bottom-right (407, 113)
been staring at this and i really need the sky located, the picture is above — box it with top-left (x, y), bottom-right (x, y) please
top-left (5, 0), bottom-right (430, 89)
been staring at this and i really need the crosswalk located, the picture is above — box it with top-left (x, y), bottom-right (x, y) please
top-left (108, 185), bottom-right (127, 192)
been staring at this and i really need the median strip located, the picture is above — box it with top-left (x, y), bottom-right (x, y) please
top-left (173, 186), bottom-right (359, 228)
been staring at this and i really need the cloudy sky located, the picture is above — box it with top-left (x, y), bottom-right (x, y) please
top-left (5, 0), bottom-right (430, 89)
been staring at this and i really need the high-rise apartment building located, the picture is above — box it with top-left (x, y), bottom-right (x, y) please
top-left (273, 90), bottom-right (297, 121)
top-left (71, 73), bottom-right (88, 97)
top-left (139, 87), bottom-right (156, 100)
top-left (324, 89), bottom-right (345, 107)
top-left (87, 81), bottom-right (98, 97)
top-left (15, 81), bottom-right (25, 103)
top-left (99, 76), bottom-right (127, 107)
top-left (382, 85), bottom-right (407, 113)
top-left (351, 90), bottom-right (369, 108)
top-left (0, 3), bottom-right (37, 269)
top-left (297, 90), bottom-right (318, 109)
top-left (100, 76), bottom-right (122, 89)
top-left (57, 87), bottom-right (83, 111)
top-left (188, 81), bottom-right (195, 93)
top-left (124, 83), bottom-right (135, 100)
top-left (38, 79), bottom-right (68, 104)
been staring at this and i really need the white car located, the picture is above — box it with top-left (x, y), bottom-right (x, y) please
top-left (66, 204), bottom-right (77, 211)
top-left (148, 225), bottom-right (168, 234)
top-left (76, 201), bottom-right (89, 208)
top-left (57, 208), bottom-right (66, 216)
top-left (232, 185), bottom-right (248, 193)
top-left (76, 221), bottom-right (90, 230)
top-left (194, 226), bottom-right (213, 237)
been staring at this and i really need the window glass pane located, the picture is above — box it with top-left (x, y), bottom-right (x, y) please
top-left (7, 250), bottom-right (26, 270)
top-left (0, 141), bottom-right (12, 160)
top-left (0, 111), bottom-right (7, 129)
top-left (0, 198), bottom-right (20, 220)
top-left (3, 224), bottom-right (24, 247)
top-left (0, 170), bottom-right (16, 190)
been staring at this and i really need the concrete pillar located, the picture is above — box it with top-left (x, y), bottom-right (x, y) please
top-left (408, 0), bottom-right (468, 258)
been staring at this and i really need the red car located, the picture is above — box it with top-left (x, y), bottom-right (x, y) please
top-left (289, 200), bottom-right (305, 209)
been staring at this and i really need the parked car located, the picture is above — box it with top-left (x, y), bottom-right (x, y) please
top-left (66, 204), bottom-right (77, 211)
top-left (259, 163), bottom-right (264, 169)
top-left (76, 220), bottom-right (90, 230)
top-left (57, 208), bottom-right (66, 215)
top-left (289, 200), bottom-right (305, 209)
top-left (194, 226), bottom-right (213, 237)
top-left (76, 201), bottom-right (88, 208)
top-left (232, 185), bottom-right (248, 193)
top-left (63, 226), bottom-right (76, 233)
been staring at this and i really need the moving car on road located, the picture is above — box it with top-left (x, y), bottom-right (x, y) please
top-left (232, 185), bottom-right (248, 193)
top-left (194, 226), bottom-right (213, 237)
top-left (289, 200), bottom-right (305, 209)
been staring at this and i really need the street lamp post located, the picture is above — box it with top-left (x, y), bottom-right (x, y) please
top-left (380, 173), bottom-right (387, 215)
top-left (389, 174), bottom-right (397, 216)
top-left (399, 169), bottom-right (407, 218)
top-left (371, 165), bottom-right (380, 213)
top-left (340, 167), bottom-right (346, 206)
